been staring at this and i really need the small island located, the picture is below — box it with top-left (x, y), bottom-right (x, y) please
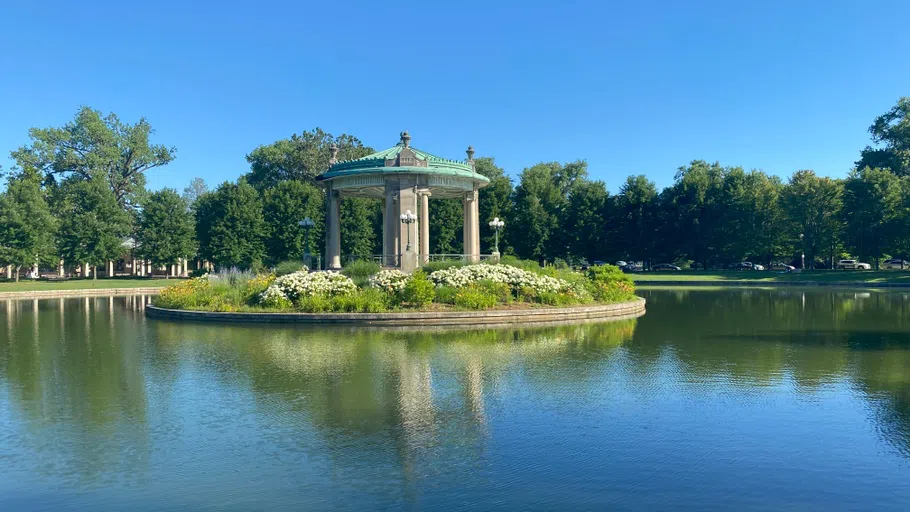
top-left (148, 259), bottom-right (644, 325)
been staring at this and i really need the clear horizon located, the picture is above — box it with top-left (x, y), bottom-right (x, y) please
top-left (2, 0), bottom-right (908, 193)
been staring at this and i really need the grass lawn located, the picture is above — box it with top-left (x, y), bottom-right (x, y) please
top-left (0, 278), bottom-right (178, 292)
top-left (631, 270), bottom-right (910, 284)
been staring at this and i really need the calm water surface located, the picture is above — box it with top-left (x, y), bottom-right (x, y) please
top-left (1, 289), bottom-right (910, 510)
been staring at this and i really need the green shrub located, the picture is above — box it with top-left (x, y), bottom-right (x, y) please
top-left (296, 294), bottom-right (332, 313)
top-left (274, 260), bottom-right (308, 277)
top-left (454, 285), bottom-right (498, 310)
top-left (553, 257), bottom-right (570, 270)
top-left (434, 285), bottom-right (459, 304)
top-left (499, 255), bottom-right (542, 273)
top-left (358, 288), bottom-right (391, 313)
top-left (342, 259), bottom-right (380, 287)
top-left (475, 279), bottom-right (513, 304)
top-left (587, 264), bottom-right (636, 302)
top-left (399, 270), bottom-right (435, 307)
top-left (421, 259), bottom-right (468, 273)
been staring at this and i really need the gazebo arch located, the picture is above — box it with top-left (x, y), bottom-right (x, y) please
top-left (316, 131), bottom-right (490, 272)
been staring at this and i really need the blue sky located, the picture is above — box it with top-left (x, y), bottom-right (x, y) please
top-left (1, 0), bottom-right (908, 193)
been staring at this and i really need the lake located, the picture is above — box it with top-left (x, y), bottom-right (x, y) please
top-left (1, 289), bottom-right (909, 510)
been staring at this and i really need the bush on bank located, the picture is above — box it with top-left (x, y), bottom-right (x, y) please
top-left (152, 261), bottom-right (636, 313)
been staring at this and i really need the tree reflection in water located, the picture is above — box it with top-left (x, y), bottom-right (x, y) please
top-left (0, 290), bottom-right (909, 508)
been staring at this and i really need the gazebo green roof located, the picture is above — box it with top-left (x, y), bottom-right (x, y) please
top-left (316, 132), bottom-right (490, 184)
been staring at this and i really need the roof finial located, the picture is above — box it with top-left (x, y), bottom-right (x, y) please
top-left (466, 145), bottom-right (475, 162)
top-left (329, 143), bottom-right (339, 165)
top-left (400, 130), bottom-right (411, 148)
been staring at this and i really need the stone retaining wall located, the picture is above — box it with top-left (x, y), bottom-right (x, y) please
top-left (145, 297), bottom-right (646, 327)
top-left (0, 287), bottom-right (164, 300)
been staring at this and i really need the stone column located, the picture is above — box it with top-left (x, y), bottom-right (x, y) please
top-left (472, 186), bottom-right (480, 261)
top-left (397, 184), bottom-right (419, 272)
top-left (58, 260), bottom-right (65, 277)
top-left (461, 188), bottom-right (480, 263)
top-left (419, 191), bottom-right (430, 264)
top-left (326, 186), bottom-right (342, 270)
top-left (83, 262), bottom-right (90, 277)
top-left (4, 265), bottom-right (11, 280)
top-left (383, 190), bottom-right (398, 266)
top-left (106, 260), bottom-right (114, 277)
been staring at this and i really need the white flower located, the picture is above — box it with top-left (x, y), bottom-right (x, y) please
top-left (259, 270), bottom-right (356, 303)
top-left (369, 269), bottom-right (409, 293)
top-left (428, 264), bottom-right (569, 294)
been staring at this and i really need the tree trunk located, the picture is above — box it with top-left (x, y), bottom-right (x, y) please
top-left (92, 266), bottom-right (97, 280)
top-left (14, 265), bottom-right (20, 282)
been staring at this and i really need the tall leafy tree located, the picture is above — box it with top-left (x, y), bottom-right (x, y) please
top-left (55, 178), bottom-right (132, 278)
top-left (245, 128), bottom-right (372, 189)
top-left (135, 189), bottom-right (196, 277)
top-left (262, 180), bottom-right (324, 263)
top-left (663, 161), bottom-right (726, 268)
top-left (0, 171), bottom-right (57, 281)
top-left (429, 198), bottom-right (463, 254)
top-left (182, 177), bottom-right (209, 208)
top-left (560, 180), bottom-right (609, 261)
top-left (512, 161), bottom-right (588, 261)
top-left (857, 97), bottom-right (910, 176)
top-left (195, 181), bottom-right (266, 269)
top-left (475, 157), bottom-right (514, 254)
top-left (340, 198), bottom-right (382, 258)
top-left (612, 175), bottom-right (659, 263)
top-left (11, 107), bottom-right (175, 209)
top-left (781, 170), bottom-right (843, 268)
top-left (841, 167), bottom-right (901, 267)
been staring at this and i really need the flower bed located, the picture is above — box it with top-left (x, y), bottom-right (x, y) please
top-left (152, 262), bottom-right (637, 314)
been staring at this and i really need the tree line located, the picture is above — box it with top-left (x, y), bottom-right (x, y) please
top-left (2, 98), bottom-right (910, 278)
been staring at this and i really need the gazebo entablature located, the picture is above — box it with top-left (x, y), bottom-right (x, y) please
top-left (316, 131), bottom-right (490, 272)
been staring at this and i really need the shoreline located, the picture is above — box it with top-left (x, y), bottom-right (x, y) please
top-left (0, 287), bottom-right (165, 300)
top-left (635, 280), bottom-right (910, 289)
top-left (145, 297), bottom-right (646, 326)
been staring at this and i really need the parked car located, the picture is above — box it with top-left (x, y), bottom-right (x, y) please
top-left (883, 259), bottom-right (909, 269)
top-left (770, 262), bottom-right (796, 271)
top-left (837, 259), bottom-right (872, 270)
top-left (621, 262), bottom-right (644, 272)
top-left (652, 263), bottom-right (681, 271)
top-left (731, 262), bottom-right (764, 270)
top-left (616, 261), bottom-right (628, 268)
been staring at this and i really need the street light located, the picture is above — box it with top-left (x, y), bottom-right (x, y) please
top-left (799, 233), bottom-right (805, 270)
top-left (489, 217), bottom-right (505, 254)
top-left (298, 217), bottom-right (315, 264)
top-left (400, 209), bottom-right (417, 252)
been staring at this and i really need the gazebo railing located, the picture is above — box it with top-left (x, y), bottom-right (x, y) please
top-left (344, 254), bottom-right (497, 267)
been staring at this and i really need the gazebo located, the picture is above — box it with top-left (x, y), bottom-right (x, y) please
top-left (316, 131), bottom-right (490, 272)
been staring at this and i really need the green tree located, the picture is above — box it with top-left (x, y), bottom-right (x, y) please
top-left (0, 171), bottom-right (57, 281)
top-left (135, 188), bottom-right (196, 277)
top-left (429, 198), bottom-right (463, 254)
top-left (512, 160), bottom-right (588, 261)
top-left (857, 97), bottom-right (910, 176)
top-left (195, 181), bottom-right (266, 269)
top-left (11, 107), bottom-right (175, 209)
top-left (340, 198), bottom-right (382, 258)
top-left (245, 128), bottom-right (372, 189)
top-left (475, 157), bottom-right (514, 254)
top-left (262, 180), bottom-right (324, 263)
top-left (841, 167), bottom-right (901, 267)
top-left (781, 170), bottom-right (843, 268)
top-left (612, 175), bottom-right (659, 262)
top-left (56, 178), bottom-right (132, 278)
top-left (182, 177), bottom-right (208, 208)
top-left (663, 161), bottom-right (726, 268)
top-left (561, 180), bottom-right (609, 261)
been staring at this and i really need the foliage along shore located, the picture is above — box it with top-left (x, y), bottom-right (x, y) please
top-left (152, 258), bottom-right (637, 314)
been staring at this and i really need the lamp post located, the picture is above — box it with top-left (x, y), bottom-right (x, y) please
top-left (799, 233), bottom-right (805, 270)
top-left (489, 217), bottom-right (505, 256)
top-left (400, 209), bottom-right (417, 252)
top-left (298, 217), bottom-right (315, 267)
